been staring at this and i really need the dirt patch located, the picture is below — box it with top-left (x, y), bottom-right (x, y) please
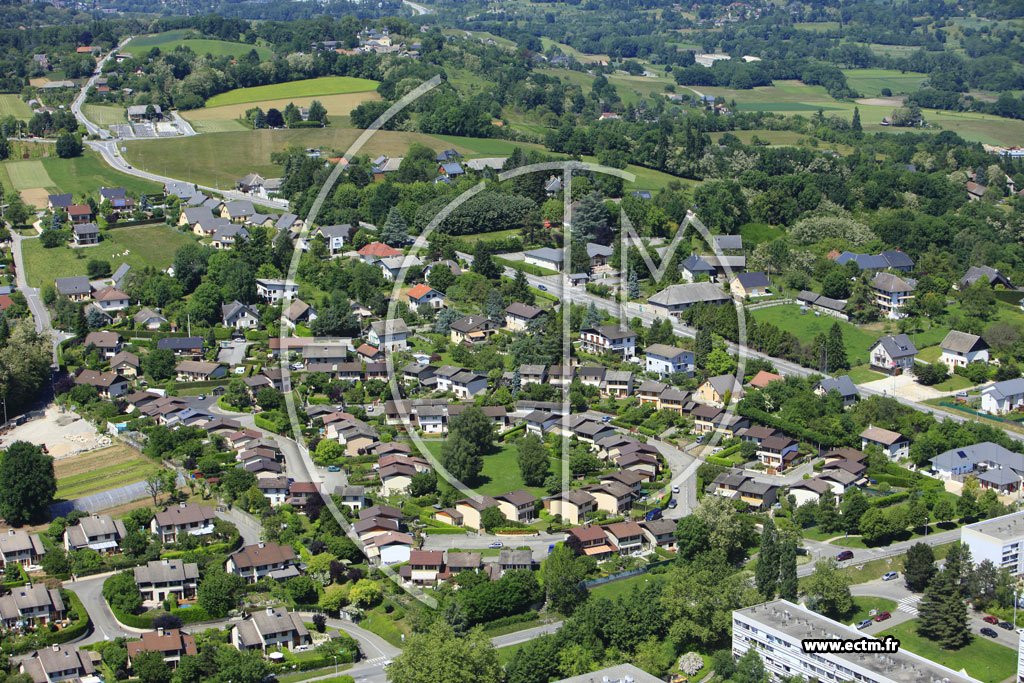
top-left (0, 405), bottom-right (111, 458)
top-left (20, 187), bottom-right (49, 209)
top-left (28, 78), bottom-right (48, 87)
top-left (856, 97), bottom-right (905, 107)
top-left (54, 444), bottom-right (143, 480)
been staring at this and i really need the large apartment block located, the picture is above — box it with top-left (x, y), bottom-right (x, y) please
top-left (732, 600), bottom-right (980, 683)
top-left (961, 510), bottom-right (1024, 576)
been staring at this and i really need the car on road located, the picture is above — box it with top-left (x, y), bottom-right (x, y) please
top-left (668, 499), bottom-right (677, 509)
top-left (672, 485), bottom-right (680, 493)
top-left (645, 508), bottom-right (663, 521)
top-left (538, 284), bottom-right (547, 291)
top-left (367, 405), bottom-right (375, 413)
top-left (981, 627), bottom-right (999, 638)
top-left (695, 435), bottom-right (704, 444)
top-left (198, 394), bottom-right (205, 400)
top-left (601, 415), bottom-right (612, 422)
top-left (873, 611), bottom-right (891, 622)
top-left (983, 615), bottom-right (999, 624)
top-left (856, 619), bottom-right (873, 630)
top-left (327, 465), bottom-right (340, 472)
top-left (882, 571), bottom-right (899, 581)
top-left (835, 550), bottom-right (854, 561)
top-left (488, 541), bottom-right (503, 549)
top-left (999, 621), bottom-right (1014, 630)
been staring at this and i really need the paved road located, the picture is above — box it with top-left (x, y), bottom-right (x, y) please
top-left (402, 0), bottom-right (431, 14)
top-left (71, 38), bottom-right (133, 139)
top-left (797, 528), bottom-right (962, 577)
top-left (10, 231), bottom-right (48, 334)
top-left (216, 506), bottom-right (262, 546)
top-left (421, 531), bottom-right (566, 560)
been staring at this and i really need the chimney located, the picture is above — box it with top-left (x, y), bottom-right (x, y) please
top-left (7, 530), bottom-right (13, 536)
top-left (266, 607), bottom-right (274, 616)
top-left (258, 542), bottom-right (265, 549)
top-left (158, 627), bottom-right (164, 637)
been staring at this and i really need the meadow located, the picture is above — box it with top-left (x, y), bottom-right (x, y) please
top-left (421, 440), bottom-right (553, 499)
top-left (750, 304), bottom-right (878, 366)
top-left (41, 150), bottom-right (162, 197)
top-left (125, 30), bottom-right (274, 61)
top-left (182, 91), bottom-right (379, 123)
top-left (878, 620), bottom-right (1016, 682)
top-left (22, 223), bottom-right (193, 288)
top-left (55, 445), bottom-right (161, 500)
top-left (0, 94), bottom-right (32, 120)
top-left (82, 104), bottom-right (128, 126)
top-left (204, 76), bottom-right (379, 108)
top-left (842, 68), bottom-right (927, 97)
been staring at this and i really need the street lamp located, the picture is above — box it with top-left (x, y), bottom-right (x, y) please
top-left (333, 654), bottom-right (338, 675)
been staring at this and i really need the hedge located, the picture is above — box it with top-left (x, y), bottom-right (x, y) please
top-left (171, 378), bottom-right (232, 390)
top-left (499, 423), bottom-right (526, 441)
top-left (705, 455), bottom-right (734, 467)
top-left (1, 591), bottom-right (91, 655)
top-left (481, 611), bottom-right (538, 632)
top-left (869, 491), bottom-right (910, 508)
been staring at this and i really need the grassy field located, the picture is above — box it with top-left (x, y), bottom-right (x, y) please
top-left (878, 620), bottom-right (1016, 682)
top-left (750, 304), bottom-right (878, 366)
top-left (848, 596), bottom-right (898, 623)
top-left (842, 69), bottom-right (927, 97)
top-left (22, 224), bottom-right (194, 288)
top-left (125, 30), bottom-right (274, 61)
top-left (82, 104), bottom-right (127, 126)
top-left (0, 94), bottom-right (32, 120)
top-left (184, 92), bottom-right (380, 122)
top-left (54, 445), bottom-right (160, 500)
top-left (41, 149), bottom-right (162, 197)
top-left (588, 571), bottom-right (668, 602)
top-left (205, 76), bottom-right (378, 108)
top-left (2, 160), bottom-right (53, 190)
top-left (848, 364), bottom-right (886, 384)
top-left (421, 441), bottom-right (552, 498)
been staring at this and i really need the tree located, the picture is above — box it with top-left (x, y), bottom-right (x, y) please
top-left (388, 620), bottom-right (501, 683)
top-left (582, 302), bottom-right (602, 329)
top-left (471, 241), bottom-right (500, 280)
top-left (55, 131), bottom-right (82, 158)
top-left (755, 517), bottom-right (779, 599)
top-left (627, 269), bottom-right (640, 298)
top-left (103, 569), bottom-right (143, 614)
top-left (733, 648), bottom-right (769, 683)
top-left (307, 100), bottom-right (328, 124)
top-left (0, 441), bottom-right (56, 525)
top-left (826, 322), bottom-right (849, 372)
top-left (197, 569), bottom-right (245, 618)
top-left (434, 307), bottom-right (460, 334)
top-left (778, 538), bottom-right (798, 601)
top-left (816, 488), bottom-right (842, 533)
top-left (932, 498), bottom-right (955, 524)
top-left (540, 543), bottom-right (589, 615)
top-left (840, 487), bottom-right (869, 534)
top-left (144, 472), bottom-right (168, 507)
top-left (349, 579), bottom-right (382, 608)
top-left (266, 108), bottom-right (284, 128)
top-left (516, 434), bottom-right (550, 487)
top-left (141, 348), bottom-right (175, 381)
top-left (132, 650), bottom-right (172, 683)
top-left (904, 542), bottom-right (936, 592)
top-left (804, 560), bottom-right (853, 619)
top-left (917, 568), bottom-right (970, 649)
top-left (485, 289), bottom-right (504, 323)
top-left (5, 198), bottom-right (29, 227)
top-left (851, 106), bottom-right (862, 133)
top-left (480, 505), bottom-right (505, 530)
top-left (428, 264), bottom-right (455, 293)
top-left (857, 507), bottom-right (890, 545)
top-left (380, 207), bottom-right (408, 247)
top-left (172, 242), bottom-right (209, 293)
top-left (692, 494), bottom-right (752, 564)
top-left (660, 556), bottom-right (760, 649)
top-left (214, 648), bottom-right (270, 683)
top-left (821, 271), bottom-right (850, 300)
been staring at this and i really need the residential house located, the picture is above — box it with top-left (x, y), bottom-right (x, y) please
top-left (712, 235), bottom-right (744, 252)
top-left (336, 485), bottom-right (366, 511)
top-left (222, 301), bottom-right (260, 329)
top-left (731, 271), bottom-right (770, 298)
top-left (378, 254), bottom-right (424, 281)
top-left (814, 375), bottom-right (858, 407)
top-left (585, 481), bottom-right (633, 515)
top-left (256, 476), bottom-right (290, 506)
top-left (226, 542), bottom-right (299, 583)
top-left (834, 250), bottom-right (914, 272)
top-left (312, 224), bottom-right (353, 255)
top-left (221, 200), bottom-right (255, 224)
top-left (358, 242), bottom-right (402, 262)
top-left (648, 282), bottom-right (730, 315)
top-left (707, 471), bottom-right (778, 510)
top-left (111, 351), bottom-right (140, 378)
top-left (871, 272), bottom-right (916, 319)
top-left (134, 307), bottom-right (167, 330)
top-left (407, 550), bottom-right (445, 584)
top-left (860, 425), bottom-right (910, 460)
top-left (232, 607), bottom-right (311, 652)
top-left (0, 530), bottom-right (44, 568)
top-left (93, 286), bottom-right (130, 312)
top-left (151, 504), bottom-right (216, 544)
top-left (616, 451), bottom-right (662, 480)
top-left (788, 478), bottom-right (834, 506)
top-left (498, 549), bottom-right (532, 574)
top-left (757, 435), bottom-right (799, 473)
top-left (696, 374), bottom-right (743, 405)
top-left (454, 496), bottom-right (502, 530)
top-left (63, 511), bottom-right (125, 557)
top-left (604, 521), bottom-right (644, 555)
top-left (605, 370), bottom-right (634, 398)
top-left (157, 336), bottom-right (204, 356)
top-left (544, 490), bottom-right (598, 524)
top-left (601, 469), bottom-right (644, 495)
top-left (982, 378), bottom-right (1024, 415)
top-left (286, 482), bottom-right (321, 511)
top-left (72, 222), bottom-right (100, 245)
top-left (55, 275), bottom-right (92, 301)
top-left (495, 490), bottom-right (537, 524)
top-left (74, 369), bottom-right (129, 399)
top-left (368, 532), bottom-right (413, 564)
top-left (639, 518), bottom-right (677, 550)
top-left (930, 442), bottom-right (1024, 494)
top-left (505, 303), bottom-right (545, 331)
top-left (84, 331), bottom-right (121, 357)
top-left (446, 552), bottom-right (482, 575)
top-left (450, 370), bottom-right (488, 399)
top-left (406, 284), bottom-right (444, 312)
top-left (99, 187), bottom-right (134, 215)
top-left (133, 559), bottom-right (199, 606)
top-left (939, 330), bottom-right (989, 370)
top-left (680, 253), bottom-right (716, 281)
top-left (644, 344), bottom-right (694, 377)
top-left (0, 585), bottom-right (65, 629)
top-left (47, 194), bottom-right (72, 211)
top-left (368, 319), bottom-right (410, 352)
top-left (127, 629), bottom-right (197, 670)
top-left (256, 278), bottom-right (298, 303)
top-left (587, 243), bottom-right (614, 268)
top-left (567, 525), bottom-right (618, 559)
top-left (175, 360), bottom-right (226, 382)
top-left (868, 334), bottom-right (917, 374)
top-left (524, 247), bottom-right (564, 271)
top-left (796, 291), bottom-right (849, 320)
top-left (282, 299), bottom-right (316, 329)
top-left (20, 645), bottom-right (95, 683)
top-left (355, 517), bottom-right (400, 543)
top-left (962, 265), bottom-right (1012, 289)
top-left (580, 325), bottom-right (636, 358)
top-left (450, 315), bottom-right (499, 345)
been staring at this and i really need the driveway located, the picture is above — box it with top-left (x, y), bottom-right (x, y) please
top-left (217, 340), bottom-right (251, 366)
top-left (860, 373), bottom-right (943, 402)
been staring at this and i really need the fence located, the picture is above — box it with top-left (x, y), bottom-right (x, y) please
top-left (580, 559), bottom-right (674, 589)
top-left (937, 402), bottom-right (1019, 423)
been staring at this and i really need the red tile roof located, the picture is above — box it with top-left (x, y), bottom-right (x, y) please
top-left (358, 242), bottom-right (402, 258)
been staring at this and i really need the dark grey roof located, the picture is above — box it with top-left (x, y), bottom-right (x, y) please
top-left (649, 283), bottom-right (730, 307)
top-left (941, 330), bottom-right (987, 354)
top-left (55, 275), bottom-right (91, 295)
top-left (48, 193), bottom-right (72, 208)
top-left (871, 272), bottom-right (915, 293)
top-left (817, 375), bottom-right (858, 398)
top-left (73, 222), bottom-right (99, 236)
top-left (157, 336), bottom-right (204, 350)
top-left (870, 334), bottom-right (917, 359)
top-left (734, 271), bottom-right (769, 288)
top-left (712, 235), bottom-right (743, 251)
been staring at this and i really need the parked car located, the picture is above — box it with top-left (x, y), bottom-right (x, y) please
top-left (836, 550), bottom-right (854, 561)
top-left (672, 485), bottom-right (680, 493)
top-left (981, 627), bottom-right (999, 638)
top-left (874, 611), bottom-right (891, 622)
top-left (882, 571), bottom-right (899, 581)
top-left (983, 615), bottom-right (999, 624)
top-left (327, 465), bottom-right (340, 472)
top-left (488, 541), bottom-right (503, 549)
top-left (856, 619), bottom-right (873, 630)
top-left (538, 284), bottom-right (547, 291)
top-left (645, 508), bottom-right (663, 521)
top-left (198, 394), bottom-right (205, 400)
top-left (999, 621), bottom-right (1014, 630)
top-left (668, 499), bottom-right (677, 509)
top-left (601, 415), bottom-right (612, 423)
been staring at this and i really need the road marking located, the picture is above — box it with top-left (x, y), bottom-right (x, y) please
top-left (897, 595), bottom-right (921, 615)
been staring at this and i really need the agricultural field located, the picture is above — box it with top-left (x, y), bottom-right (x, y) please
top-left (54, 445), bottom-right (161, 500)
top-left (842, 68), bottom-right (927, 97)
top-left (749, 304), bottom-right (878, 366)
top-left (538, 66), bottom-right (673, 107)
top-left (204, 76), bottom-right (379, 108)
top-left (41, 149), bottom-right (162, 197)
top-left (0, 94), bottom-right (32, 120)
top-left (2, 160), bottom-right (53, 191)
top-left (81, 104), bottom-right (128, 126)
top-left (125, 30), bottom-right (274, 61)
top-left (22, 223), bottom-right (194, 288)
top-left (183, 91), bottom-right (379, 123)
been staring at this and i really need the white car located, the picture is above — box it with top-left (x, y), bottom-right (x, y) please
top-left (672, 485), bottom-right (679, 493)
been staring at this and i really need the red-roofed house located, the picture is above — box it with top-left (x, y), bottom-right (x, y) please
top-left (358, 242), bottom-right (403, 261)
top-left (568, 525), bottom-right (617, 559)
top-left (356, 343), bottom-right (383, 362)
top-left (408, 550), bottom-right (444, 584)
top-left (67, 204), bottom-right (92, 225)
top-left (406, 284), bottom-right (444, 312)
top-left (748, 370), bottom-right (783, 389)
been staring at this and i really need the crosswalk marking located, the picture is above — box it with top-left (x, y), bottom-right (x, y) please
top-left (897, 596), bottom-right (921, 616)
top-left (363, 656), bottom-right (389, 666)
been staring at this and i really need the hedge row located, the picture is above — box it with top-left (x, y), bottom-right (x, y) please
top-left (481, 611), bottom-right (538, 632)
top-left (705, 455), bottom-right (734, 467)
top-left (868, 491), bottom-right (910, 508)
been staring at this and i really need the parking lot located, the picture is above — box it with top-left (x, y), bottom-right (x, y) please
top-left (0, 405), bottom-right (111, 458)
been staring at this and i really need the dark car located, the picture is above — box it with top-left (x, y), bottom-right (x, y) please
top-left (874, 611), bottom-right (891, 622)
top-left (836, 550), bottom-right (854, 561)
top-left (999, 621), bottom-right (1014, 630)
top-left (668, 499), bottom-right (677, 509)
top-left (645, 508), bottom-right (663, 522)
top-left (983, 615), bottom-right (999, 624)
top-left (981, 627), bottom-right (999, 638)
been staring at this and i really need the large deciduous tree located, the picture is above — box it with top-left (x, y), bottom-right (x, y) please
top-left (387, 620), bottom-right (501, 683)
top-left (804, 560), bottom-right (853, 619)
top-left (0, 441), bottom-right (56, 525)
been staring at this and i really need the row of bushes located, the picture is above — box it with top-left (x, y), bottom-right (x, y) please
top-left (481, 610), bottom-right (539, 632)
top-left (704, 455), bottom-right (734, 467)
top-left (868, 491), bottom-right (911, 508)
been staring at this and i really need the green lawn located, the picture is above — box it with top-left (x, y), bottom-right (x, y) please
top-left (916, 345), bottom-right (942, 363)
top-left (22, 223), bottom-right (194, 288)
top-left (41, 149), bottom-right (162, 197)
top-left (125, 30), bottom-right (274, 61)
top-left (82, 104), bottom-right (128, 126)
top-left (848, 364), bottom-right (885, 384)
top-left (751, 304), bottom-right (877, 366)
top-left (497, 642), bottom-right (527, 667)
top-left (933, 374), bottom-right (976, 392)
top-left (421, 441), bottom-right (552, 498)
top-left (0, 94), bottom-right (32, 120)
top-left (738, 222), bottom-right (784, 246)
top-left (3, 160), bottom-right (53, 190)
top-left (878, 619), bottom-right (1016, 682)
top-left (847, 596), bottom-right (898, 624)
top-left (588, 572), bottom-right (667, 602)
top-left (205, 76), bottom-right (378, 107)
top-left (841, 68), bottom-right (928, 97)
